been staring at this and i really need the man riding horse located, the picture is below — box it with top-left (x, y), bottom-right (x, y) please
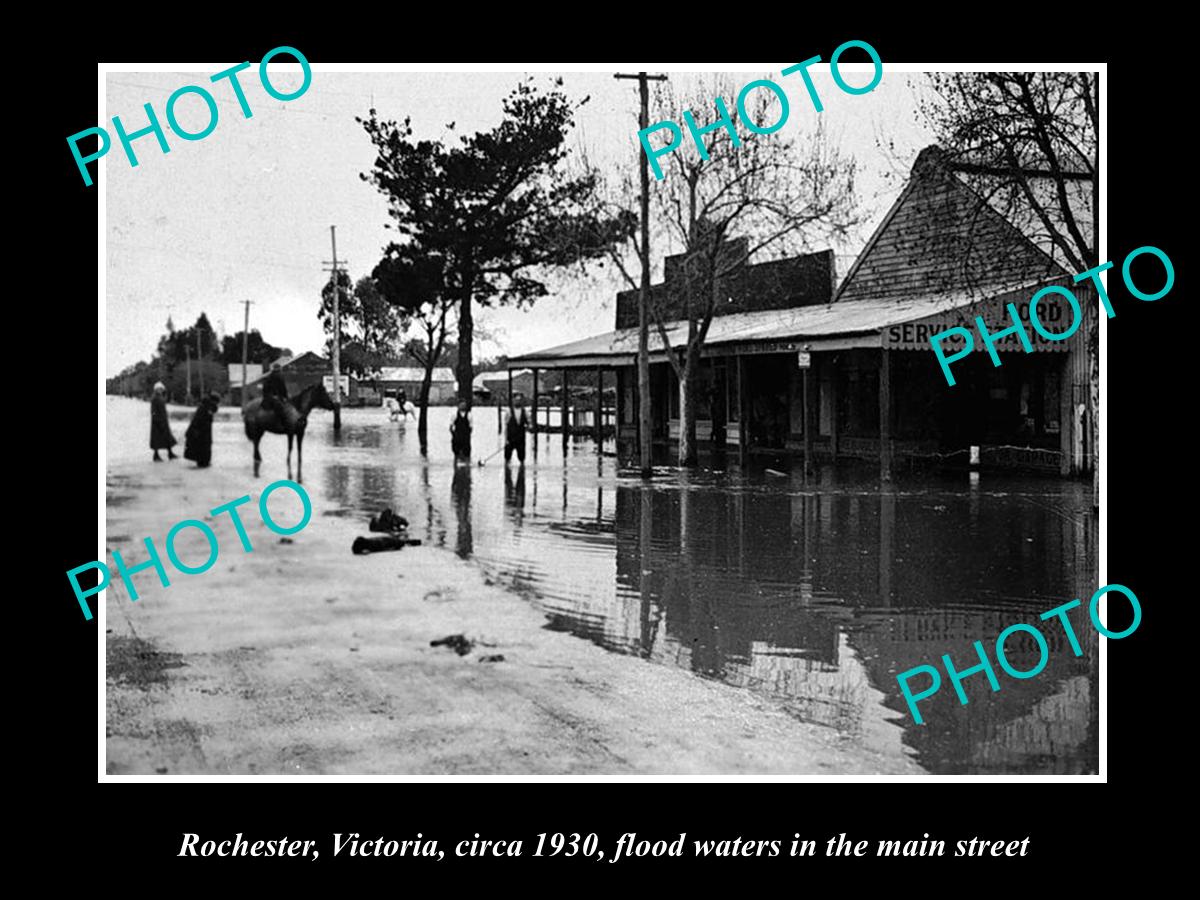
top-left (243, 377), bottom-right (334, 482)
top-left (261, 361), bottom-right (301, 431)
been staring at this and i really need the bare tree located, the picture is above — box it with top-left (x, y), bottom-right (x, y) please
top-left (919, 72), bottom-right (1098, 501)
top-left (647, 76), bottom-right (861, 466)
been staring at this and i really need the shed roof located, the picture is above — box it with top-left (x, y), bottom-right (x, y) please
top-left (507, 278), bottom-right (1054, 368)
top-left (835, 146), bottom-right (1069, 304)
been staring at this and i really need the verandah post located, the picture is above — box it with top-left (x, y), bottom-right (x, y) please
top-left (880, 348), bottom-right (893, 483)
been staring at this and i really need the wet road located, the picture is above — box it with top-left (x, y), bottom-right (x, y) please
top-left (109, 397), bottom-right (1098, 774)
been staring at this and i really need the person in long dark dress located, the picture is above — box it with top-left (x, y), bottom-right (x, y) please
top-left (449, 401), bottom-right (472, 463)
top-left (149, 382), bottom-right (177, 462)
top-left (184, 392), bottom-right (220, 468)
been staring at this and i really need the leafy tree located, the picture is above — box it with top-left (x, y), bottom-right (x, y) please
top-left (220, 329), bottom-right (291, 367)
top-left (153, 313), bottom-right (220, 401)
top-left (114, 315), bottom-right (287, 402)
top-left (358, 78), bottom-right (633, 434)
top-left (318, 273), bottom-right (401, 379)
top-left (373, 244), bottom-right (455, 452)
top-left (157, 313), bottom-right (217, 369)
top-left (919, 72), bottom-right (1098, 501)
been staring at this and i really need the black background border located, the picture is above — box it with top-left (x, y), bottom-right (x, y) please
top-left (34, 15), bottom-right (1182, 881)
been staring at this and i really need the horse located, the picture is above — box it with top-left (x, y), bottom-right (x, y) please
top-left (242, 382), bottom-right (335, 482)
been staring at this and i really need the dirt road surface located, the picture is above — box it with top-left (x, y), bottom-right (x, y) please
top-left (103, 458), bottom-right (922, 776)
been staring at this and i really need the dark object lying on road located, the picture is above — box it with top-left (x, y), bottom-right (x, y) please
top-left (369, 508), bottom-right (409, 533)
top-left (479, 654), bottom-right (505, 663)
top-left (431, 634), bottom-right (474, 656)
top-left (352, 534), bottom-right (422, 554)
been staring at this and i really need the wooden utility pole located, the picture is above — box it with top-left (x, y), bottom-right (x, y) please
top-left (240, 300), bottom-right (253, 410)
top-left (615, 71), bottom-right (667, 479)
top-left (185, 344), bottom-right (192, 403)
top-left (594, 367), bottom-right (603, 449)
top-left (323, 226), bottom-right (344, 433)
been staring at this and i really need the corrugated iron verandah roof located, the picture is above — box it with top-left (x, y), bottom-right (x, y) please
top-left (508, 278), bottom-right (1062, 369)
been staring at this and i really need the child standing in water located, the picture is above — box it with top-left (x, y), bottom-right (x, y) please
top-left (450, 401), bottom-right (472, 463)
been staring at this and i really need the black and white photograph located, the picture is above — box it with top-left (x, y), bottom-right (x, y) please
top-left (96, 61), bottom-right (1104, 778)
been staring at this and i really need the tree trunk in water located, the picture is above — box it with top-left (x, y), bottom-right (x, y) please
top-left (418, 366), bottom-right (433, 455)
top-left (453, 290), bottom-right (472, 460)
top-left (457, 292), bottom-right (474, 410)
top-left (677, 345), bottom-right (700, 468)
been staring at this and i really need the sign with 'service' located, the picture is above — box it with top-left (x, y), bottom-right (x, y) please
top-left (928, 245), bottom-right (1176, 386)
top-left (889, 289), bottom-right (1072, 352)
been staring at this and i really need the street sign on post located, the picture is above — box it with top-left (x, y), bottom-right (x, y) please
top-left (797, 351), bottom-right (812, 368)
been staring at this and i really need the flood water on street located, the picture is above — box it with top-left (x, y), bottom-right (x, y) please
top-left (108, 397), bottom-right (1099, 774)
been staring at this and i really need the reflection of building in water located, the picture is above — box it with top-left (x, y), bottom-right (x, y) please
top-left (967, 675), bottom-right (1094, 773)
top-left (611, 478), bottom-right (1098, 774)
top-left (849, 608), bottom-right (1097, 774)
top-left (743, 635), bottom-right (872, 735)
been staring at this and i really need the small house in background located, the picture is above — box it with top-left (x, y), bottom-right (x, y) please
top-left (277, 352), bottom-right (361, 404)
top-left (377, 367), bottom-right (457, 404)
top-left (471, 374), bottom-right (493, 404)
top-left (230, 351), bottom-right (361, 406)
top-left (226, 363), bottom-right (263, 405)
top-left (477, 369), bottom-right (534, 406)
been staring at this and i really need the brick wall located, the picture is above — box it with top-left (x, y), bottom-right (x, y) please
top-left (615, 245), bottom-right (835, 329)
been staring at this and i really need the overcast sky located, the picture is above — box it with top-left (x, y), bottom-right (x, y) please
top-left (104, 66), bottom-right (937, 377)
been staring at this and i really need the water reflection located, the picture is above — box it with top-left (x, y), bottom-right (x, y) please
top-left (504, 465), bottom-right (526, 523)
top-left (451, 466), bottom-right (472, 559)
top-left (241, 405), bottom-right (1100, 774)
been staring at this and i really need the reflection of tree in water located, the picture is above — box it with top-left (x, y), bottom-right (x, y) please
top-left (319, 462), bottom-right (398, 520)
top-left (322, 464), bottom-right (352, 509)
top-left (336, 424), bottom-right (384, 450)
top-left (359, 466), bottom-right (399, 514)
top-left (419, 463), bottom-right (448, 548)
top-left (451, 465), bottom-right (472, 559)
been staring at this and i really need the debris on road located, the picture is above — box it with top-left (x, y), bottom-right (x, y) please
top-left (369, 508), bottom-right (409, 533)
top-left (352, 534), bottom-right (422, 554)
top-left (431, 634), bottom-right (474, 656)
